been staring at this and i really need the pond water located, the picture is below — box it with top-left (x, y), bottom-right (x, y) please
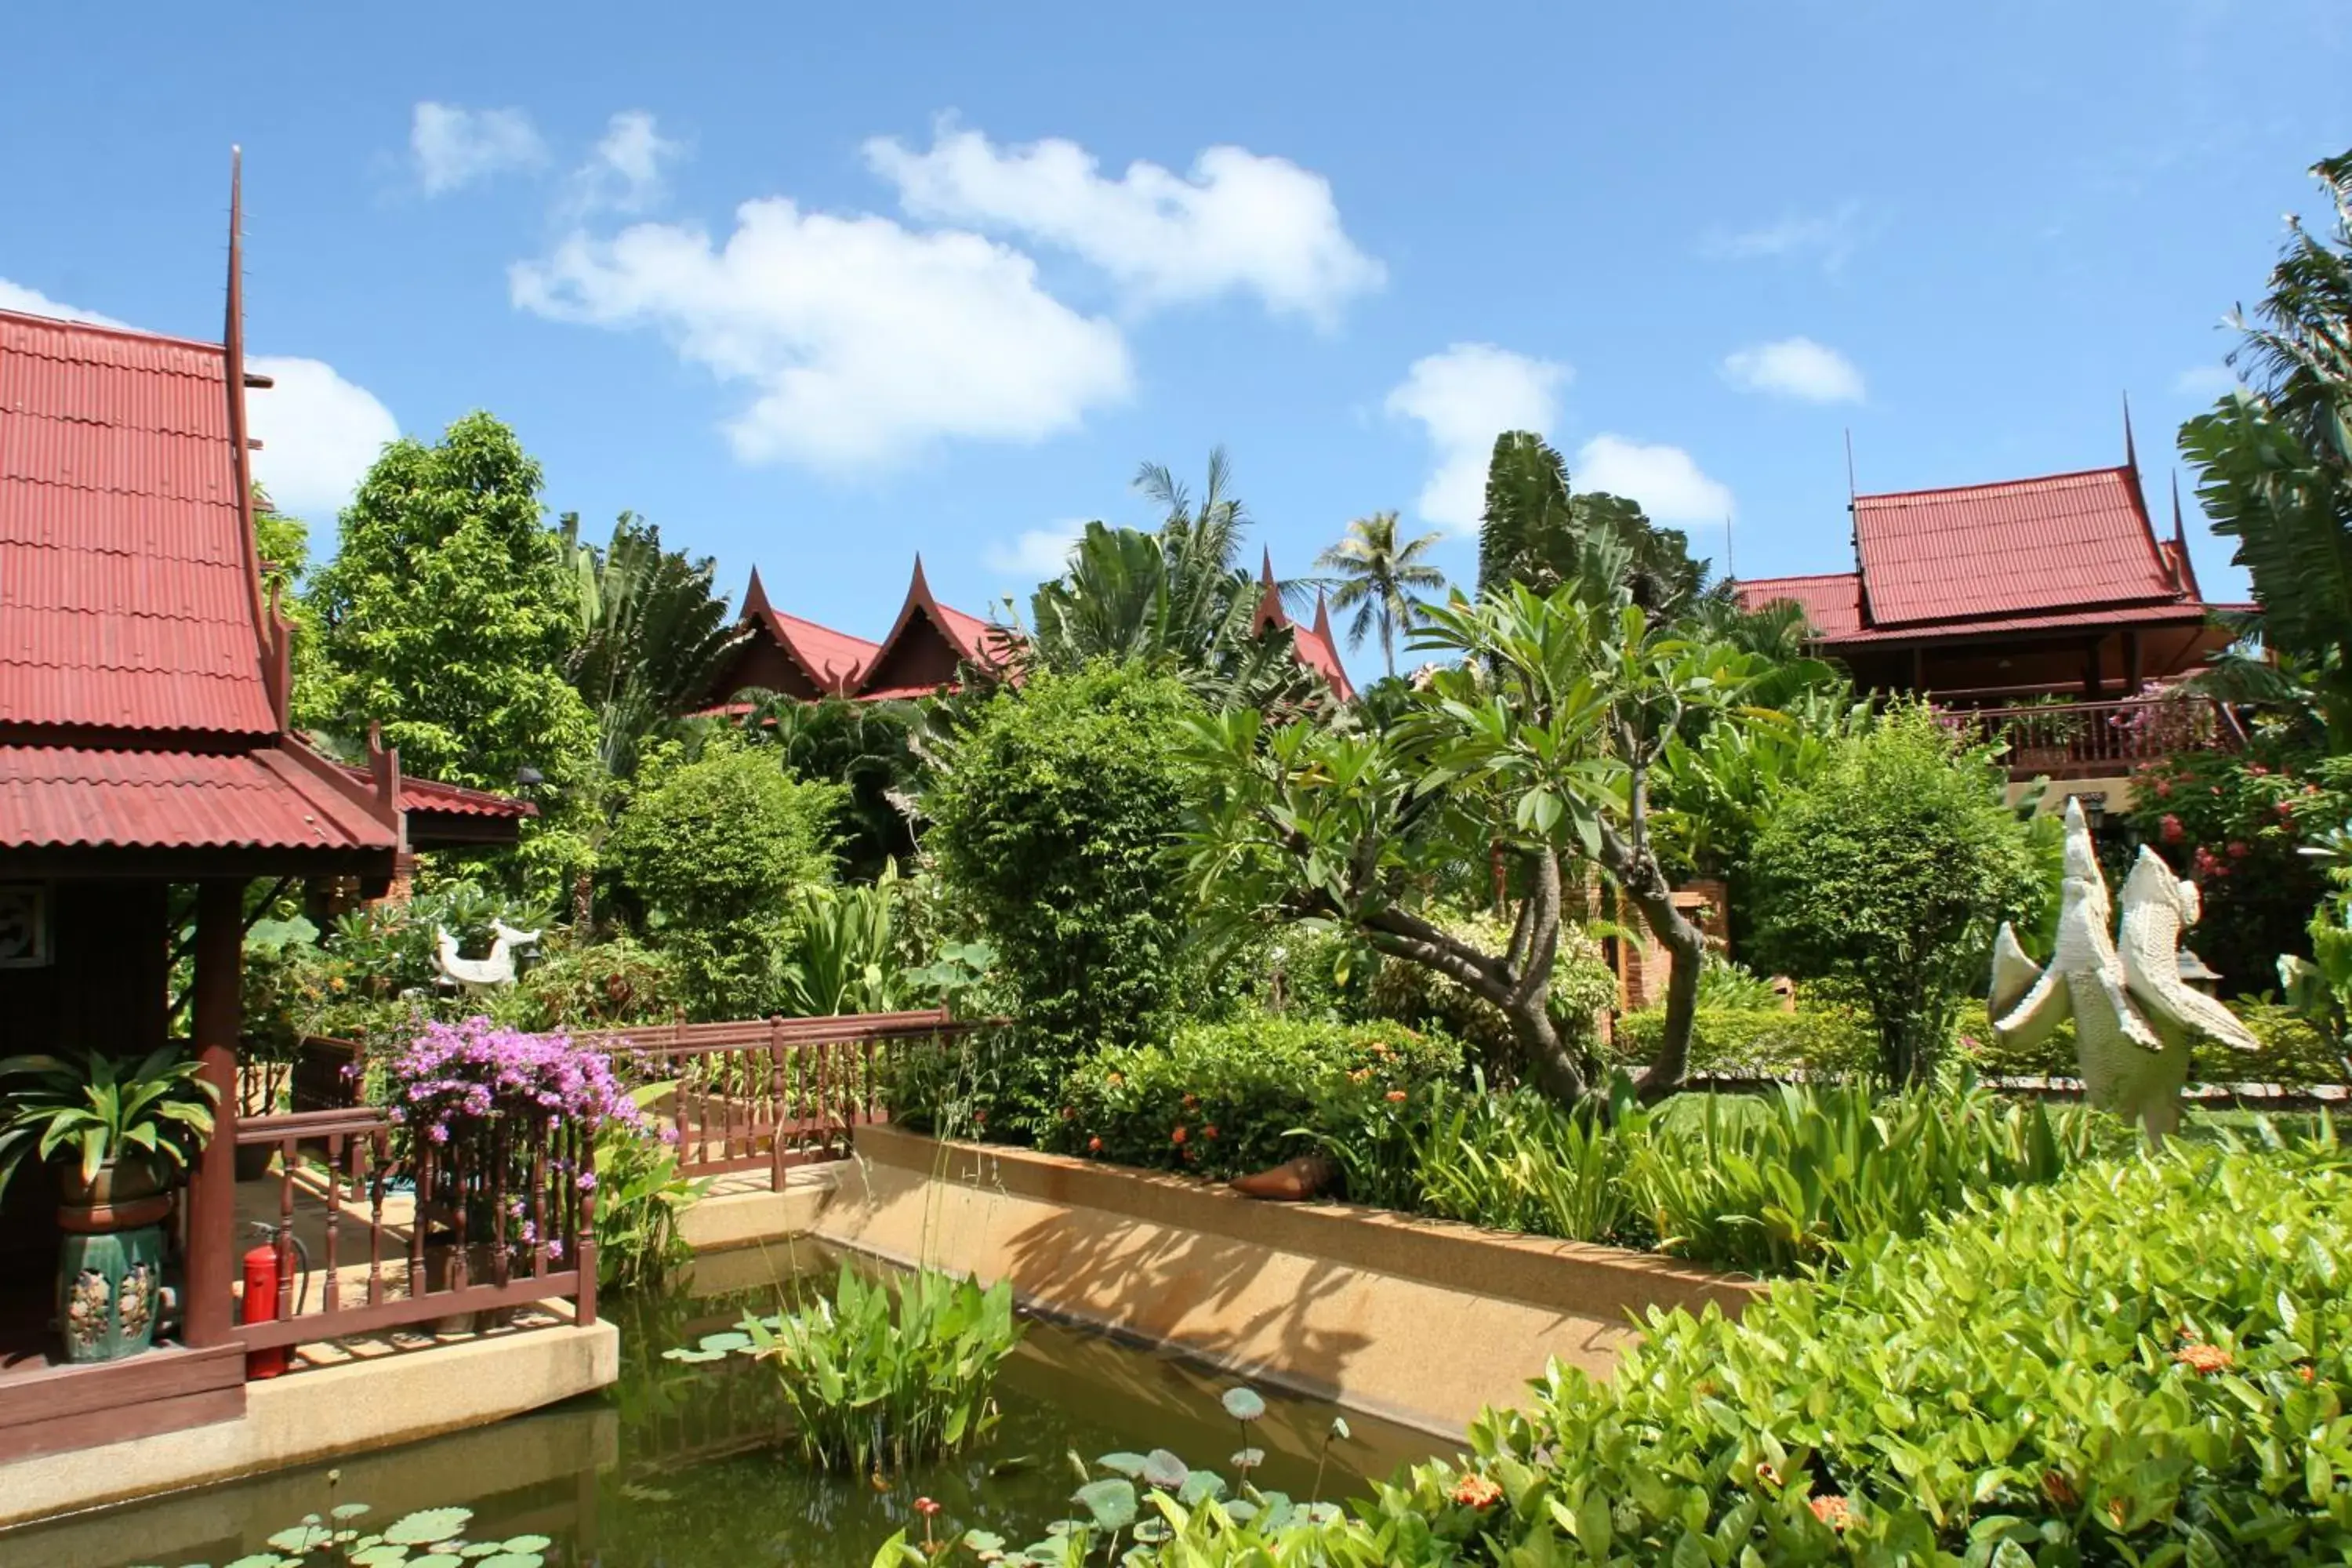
top-left (3, 1246), bottom-right (1443, 1568)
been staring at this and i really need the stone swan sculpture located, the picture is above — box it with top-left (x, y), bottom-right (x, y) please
top-left (1988, 797), bottom-right (2258, 1142)
top-left (432, 919), bottom-right (542, 992)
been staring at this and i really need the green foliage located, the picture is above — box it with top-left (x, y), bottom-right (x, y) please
top-left (0, 1047), bottom-right (220, 1199)
top-left (606, 736), bottom-right (843, 1019)
top-left (1367, 1135), bottom-right (2352, 1566)
top-left (307, 412), bottom-right (601, 893)
top-left (593, 1085), bottom-right (709, 1294)
top-left (1414, 1082), bottom-right (1642, 1243)
top-left (1611, 1004), bottom-right (1880, 1078)
top-left (735, 694), bottom-right (924, 879)
top-left (2122, 748), bottom-right (2352, 993)
top-left (2181, 148), bottom-right (2352, 742)
top-left (560, 510), bottom-right (746, 780)
top-left (1045, 1015), bottom-right (1462, 1183)
top-left (1365, 911), bottom-right (1617, 1076)
top-left (680, 1265), bottom-right (1023, 1475)
top-left (775, 866), bottom-right (910, 1017)
top-left (1744, 704), bottom-right (2049, 1083)
top-left (928, 662), bottom-right (1207, 1109)
top-left (516, 933), bottom-right (677, 1030)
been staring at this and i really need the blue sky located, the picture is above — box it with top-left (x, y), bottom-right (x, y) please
top-left (6, 1), bottom-right (2349, 684)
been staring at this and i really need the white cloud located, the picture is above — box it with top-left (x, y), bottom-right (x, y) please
top-left (1573, 434), bottom-right (1735, 524)
top-left (510, 201), bottom-right (1133, 471)
top-left (1721, 336), bottom-right (1866, 403)
top-left (984, 521), bottom-right (1087, 579)
top-left (0, 281), bottom-right (396, 525)
top-left (1384, 343), bottom-right (1570, 532)
top-left (0, 279), bottom-right (128, 327)
top-left (564, 109), bottom-right (684, 217)
top-left (2172, 364), bottom-right (2239, 399)
top-left (1703, 201), bottom-right (1865, 273)
top-left (865, 126), bottom-right (1384, 325)
top-left (412, 103), bottom-right (546, 195)
top-left (245, 356), bottom-right (400, 523)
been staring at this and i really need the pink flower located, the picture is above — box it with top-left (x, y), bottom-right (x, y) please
top-left (2160, 814), bottom-right (2185, 844)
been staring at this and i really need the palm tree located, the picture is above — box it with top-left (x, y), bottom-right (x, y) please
top-left (1315, 511), bottom-right (1448, 677)
top-left (560, 511), bottom-right (746, 778)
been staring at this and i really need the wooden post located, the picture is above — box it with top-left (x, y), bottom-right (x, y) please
top-left (184, 878), bottom-right (245, 1349)
top-left (2125, 630), bottom-right (2143, 696)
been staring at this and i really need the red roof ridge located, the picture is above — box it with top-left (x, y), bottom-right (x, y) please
top-left (0, 307), bottom-right (231, 358)
top-left (1854, 463), bottom-right (2135, 504)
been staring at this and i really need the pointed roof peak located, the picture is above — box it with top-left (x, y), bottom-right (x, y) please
top-left (743, 565), bottom-right (772, 617)
top-left (1259, 546), bottom-right (1276, 586)
top-left (1311, 587), bottom-right (1335, 643)
top-left (2122, 390), bottom-right (2139, 474)
top-left (910, 553), bottom-right (931, 594)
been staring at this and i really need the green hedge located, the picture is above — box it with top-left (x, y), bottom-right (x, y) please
top-left (1043, 1016), bottom-right (1463, 1181)
top-left (1611, 1005), bottom-right (1879, 1077)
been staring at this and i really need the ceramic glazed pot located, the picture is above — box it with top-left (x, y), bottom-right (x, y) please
top-left (55, 1161), bottom-right (172, 1363)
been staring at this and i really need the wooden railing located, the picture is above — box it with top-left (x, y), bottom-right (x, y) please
top-left (572, 1008), bottom-right (980, 1188)
top-left (230, 1104), bottom-right (594, 1356)
top-left (1951, 696), bottom-right (2244, 780)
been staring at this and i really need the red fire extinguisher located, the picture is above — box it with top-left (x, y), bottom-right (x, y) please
top-left (241, 1240), bottom-right (288, 1379)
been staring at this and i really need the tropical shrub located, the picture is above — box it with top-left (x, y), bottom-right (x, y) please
top-left (517, 933), bottom-right (677, 1030)
top-left (1610, 1004), bottom-right (1878, 1078)
top-left (593, 1085), bottom-right (708, 1294)
top-left (1047, 1016), bottom-right (1461, 1183)
top-left (1954, 998), bottom-right (2350, 1087)
top-left (2121, 748), bottom-right (2352, 993)
top-left (0, 1048), bottom-right (220, 1200)
top-left (606, 736), bottom-right (844, 1019)
top-left (672, 1265), bottom-right (1022, 1475)
top-left (775, 865), bottom-right (910, 1017)
top-left (927, 662), bottom-right (1207, 1111)
top-left (1621, 1078), bottom-right (2111, 1276)
top-left (1363, 1134), bottom-right (2352, 1567)
top-left (1744, 704), bottom-right (2049, 1083)
top-left (1413, 1082), bottom-right (1641, 1244)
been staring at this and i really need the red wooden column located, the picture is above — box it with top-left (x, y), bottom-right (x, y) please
top-left (183, 878), bottom-right (245, 1349)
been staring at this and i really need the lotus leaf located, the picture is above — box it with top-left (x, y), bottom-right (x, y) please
top-left (351, 1546), bottom-right (408, 1566)
top-left (1131, 1517), bottom-right (1171, 1544)
top-left (1219, 1385), bottom-right (1266, 1423)
top-left (383, 1508), bottom-right (474, 1545)
top-left (407, 1556), bottom-right (466, 1568)
top-left (1176, 1469), bottom-right (1226, 1505)
top-left (460, 1548), bottom-right (503, 1560)
top-left (1094, 1450), bottom-right (1149, 1478)
top-left (1230, 1446), bottom-right (1265, 1470)
top-left (1297, 1501), bottom-right (1342, 1525)
top-left (499, 1537), bottom-right (552, 1553)
top-left (474, 1555), bottom-right (544, 1568)
top-left (1224, 1499), bottom-right (1260, 1523)
top-left (961, 1530), bottom-right (1006, 1552)
top-left (266, 1525), bottom-right (332, 1552)
top-left (1073, 1478), bottom-right (1138, 1531)
top-left (333, 1503), bottom-right (373, 1520)
top-left (223, 1557), bottom-right (292, 1568)
top-left (1139, 1448), bottom-right (1188, 1490)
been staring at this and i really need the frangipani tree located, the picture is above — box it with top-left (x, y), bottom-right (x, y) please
top-left (1185, 585), bottom-right (1767, 1104)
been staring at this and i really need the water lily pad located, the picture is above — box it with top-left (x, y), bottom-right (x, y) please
top-left (350, 1547), bottom-right (408, 1566)
top-left (1178, 1469), bottom-right (1227, 1505)
top-left (1132, 1518), bottom-right (1171, 1544)
top-left (459, 1548), bottom-right (503, 1560)
top-left (1095, 1450), bottom-right (1149, 1478)
top-left (660, 1347), bottom-right (725, 1363)
top-left (224, 1556), bottom-right (293, 1568)
top-left (384, 1508), bottom-right (474, 1546)
top-left (1141, 1449), bottom-right (1189, 1490)
top-left (1220, 1385), bottom-right (1267, 1423)
top-left (697, 1330), bottom-right (752, 1354)
top-left (1231, 1446), bottom-right (1265, 1471)
top-left (962, 1530), bottom-right (1006, 1552)
top-left (1073, 1479), bottom-right (1138, 1531)
top-left (474, 1555), bottom-right (544, 1568)
top-left (1298, 1501), bottom-right (1343, 1525)
top-left (267, 1525), bottom-right (333, 1552)
top-left (499, 1537), bottom-right (552, 1554)
top-left (333, 1503), bottom-right (374, 1520)
top-left (1225, 1499), bottom-right (1260, 1524)
top-left (407, 1556), bottom-right (466, 1568)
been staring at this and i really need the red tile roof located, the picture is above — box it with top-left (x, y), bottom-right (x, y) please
top-left (0, 743), bottom-right (397, 853)
top-left (1737, 572), bottom-right (1864, 637)
top-left (1852, 466), bottom-right (2181, 629)
top-left (1811, 599), bottom-right (2221, 647)
top-left (767, 608), bottom-right (881, 691)
top-left (329, 761), bottom-right (538, 820)
top-left (0, 310), bottom-right (277, 736)
top-left (1294, 591), bottom-right (1356, 702)
top-left (934, 601), bottom-right (1011, 667)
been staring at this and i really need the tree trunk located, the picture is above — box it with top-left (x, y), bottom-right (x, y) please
top-left (1508, 996), bottom-right (1589, 1103)
top-left (1600, 830), bottom-right (1707, 1103)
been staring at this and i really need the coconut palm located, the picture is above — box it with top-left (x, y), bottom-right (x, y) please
top-left (1315, 511), bottom-right (1448, 677)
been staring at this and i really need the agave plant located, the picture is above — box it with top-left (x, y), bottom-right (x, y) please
top-left (0, 1047), bottom-right (219, 1201)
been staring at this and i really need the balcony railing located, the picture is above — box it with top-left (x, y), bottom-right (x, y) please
top-left (1950, 695), bottom-right (2245, 780)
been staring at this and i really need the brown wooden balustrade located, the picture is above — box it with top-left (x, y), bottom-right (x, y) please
top-left (230, 1104), bottom-right (595, 1355)
top-left (571, 1007), bottom-right (981, 1189)
top-left (1950, 695), bottom-right (2244, 781)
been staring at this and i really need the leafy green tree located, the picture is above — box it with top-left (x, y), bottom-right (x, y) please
top-left (1187, 587), bottom-right (1766, 1104)
top-left (252, 487), bottom-right (334, 733)
top-left (308, 412), bottom-right (601, 889)
top-left (1743, 705), bottom-right (2048, 1083)
top-left (2180, 147), bottom-right (2352, 742)
top-left (927, 663), bottom-right (1207, 1110)
top-left (561, 510), bottom-right (747, 779)
top-left (605, 736), bottom-right (844, 1018)
top-left (734, 693), bottom-right (924, 880)
top-left (1315, 510), bottom-right (1448, 677)
top-left (1474, 431), bottom-right (1709, 612)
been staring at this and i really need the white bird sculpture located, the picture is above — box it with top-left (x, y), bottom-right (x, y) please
top-left (432, 920), bottom-right (542, 993)
top-left (1988, 798), bottom-right (2258, 1142)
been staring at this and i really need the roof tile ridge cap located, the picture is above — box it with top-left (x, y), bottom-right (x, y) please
top-left (1856, 463), bottom-right (2132, 504)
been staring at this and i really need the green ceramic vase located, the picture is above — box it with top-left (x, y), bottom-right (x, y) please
top-left (57, 1223), bottom-right (167, 1363)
